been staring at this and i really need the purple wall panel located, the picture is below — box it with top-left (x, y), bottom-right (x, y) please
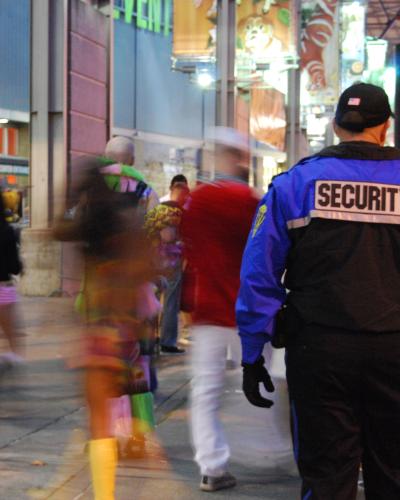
top-left (63, 0), bottom-right (109, 294)
top-left (69, 112), bottom-right (107, 155)
top-left (70, 0), bottom-right (108, 46)
top-left (70, 73), bottom-right (107, 119)
top-left (70, 33), bottom-right (107, 83)
top-left (67, 0), bottom-right (108, 158)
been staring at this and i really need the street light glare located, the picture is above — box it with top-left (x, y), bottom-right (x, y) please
top-left (197, 72), bottom-right (214, 88)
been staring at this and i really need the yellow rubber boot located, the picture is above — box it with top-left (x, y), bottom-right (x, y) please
top-left (89, 438), bottom-right (117, 500)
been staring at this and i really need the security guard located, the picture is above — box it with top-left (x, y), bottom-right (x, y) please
top-left (236, 83), bottom-right (400, 500)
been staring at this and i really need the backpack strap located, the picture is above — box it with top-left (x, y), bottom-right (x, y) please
top-left (134, 180), bottom-right (148, 200)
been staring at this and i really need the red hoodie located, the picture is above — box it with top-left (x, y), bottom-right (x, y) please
top-left (181, 179), bottom-right (259, 327)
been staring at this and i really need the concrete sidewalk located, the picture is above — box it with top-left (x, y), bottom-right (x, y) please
top-left (53, 372), bottom-right (301, 500)
top-left (0, 298), bottom-right (364, 500)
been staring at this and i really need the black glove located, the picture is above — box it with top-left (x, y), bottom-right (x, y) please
top-left (242, 356), bottom-right (275, 408)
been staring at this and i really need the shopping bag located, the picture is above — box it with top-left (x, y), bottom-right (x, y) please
top-left (131, 392), bottom-right (155, 434)
top-left (108, 394), bottom-right (132, 439)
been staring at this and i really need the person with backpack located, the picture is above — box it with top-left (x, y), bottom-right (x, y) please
top-left (100, 137), bottom-right (163, 394)
top-left (102, 136), bottom-right (159, 214)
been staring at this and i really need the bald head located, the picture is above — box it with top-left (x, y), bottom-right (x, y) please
top-left (105, 136), bottom-right (135, 165)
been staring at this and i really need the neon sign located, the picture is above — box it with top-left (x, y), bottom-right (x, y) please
top-left (113, 0), bottom-right (171, 36)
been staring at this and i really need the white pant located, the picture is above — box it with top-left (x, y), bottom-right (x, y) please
top-left (190, 324), bottom-right (241, 476)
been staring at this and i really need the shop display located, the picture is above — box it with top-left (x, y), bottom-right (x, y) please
top-left (250, 88), bottom-right (286, 151)
top-left (300, 0), bottom-right (339, 105)
top-left (236, 0), bottom-right (293, 63)
top-left (173, 0), bottom-right (216, 58)
top-left (340, 1), bottom-right (366, 89)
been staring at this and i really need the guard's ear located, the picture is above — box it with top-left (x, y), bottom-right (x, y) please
top-left (332, 119), bottom-right (340, 137)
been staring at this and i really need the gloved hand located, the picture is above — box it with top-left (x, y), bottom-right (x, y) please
top-left (242, 356), bottom-right (275, 408)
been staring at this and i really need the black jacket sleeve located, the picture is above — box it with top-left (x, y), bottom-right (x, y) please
top-left (5, 226), bottom-right (22, 276)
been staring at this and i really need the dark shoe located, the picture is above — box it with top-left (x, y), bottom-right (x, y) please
top-left (123, 436), bottom-right (147, 459)
top-left (160, 345), bottom-right (185, 354)
top-left (200, 472), bottom-right (237, 492)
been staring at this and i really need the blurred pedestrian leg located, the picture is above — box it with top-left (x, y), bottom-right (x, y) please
top-left (86, 368), bottom-right (119, 500)
top-left (190, 324), bottom-right (241, 476)
top-left (89, 438), bottom-right (117, 500)
top-left (0, 300), bottom-right (19, 355)
top-left (160, 266), bottom-right (182, 349)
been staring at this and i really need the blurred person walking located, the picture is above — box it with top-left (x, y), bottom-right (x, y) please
top-left (101, 137), bottom-right (160, 387)
top-left (0, 189), bottom-right (23, 365)
top-left (181, 127), bottom-right (259, 492)
top-left (54, 158), bottom-right (158, 500)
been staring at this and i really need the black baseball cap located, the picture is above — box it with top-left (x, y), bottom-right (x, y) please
top-left (335, 83), bottom-right (394, 132)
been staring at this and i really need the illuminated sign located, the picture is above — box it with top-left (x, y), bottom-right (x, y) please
top-left (366, 38), bottom-right (388, 72)
top-left (113, 0), bottom-right (171, 36)
top-left (0, 165), bottom-right (29, 176)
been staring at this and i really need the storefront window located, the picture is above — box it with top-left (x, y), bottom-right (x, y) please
top-left (0, 0), bottom-right (30, 225)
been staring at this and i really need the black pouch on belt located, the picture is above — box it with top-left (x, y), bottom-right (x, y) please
top-left (271, 305), bottom-right (303, 349)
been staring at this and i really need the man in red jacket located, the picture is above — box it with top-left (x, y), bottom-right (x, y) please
top-left (181, 127), bottom-right (259, 492)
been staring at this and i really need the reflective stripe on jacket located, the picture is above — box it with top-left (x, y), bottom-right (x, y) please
top-left (237, 142), bottom-right (400, 363)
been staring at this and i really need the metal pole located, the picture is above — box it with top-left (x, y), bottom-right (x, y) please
top-left (287, 0), bottom-right (302, 167)
top-left (287, 69), bottom-right (300, 167)
top-left (216, 0), bottom-right (236, 127)
top-left (395, 45), bottom-right (400, 149)
top-left (30, 0), bottom-right (50, 229)
top-left (201, 89), bottom-right (205, 138)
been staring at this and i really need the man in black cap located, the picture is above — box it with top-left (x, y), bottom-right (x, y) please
top-left (236, 83), bottom-right (400, 499)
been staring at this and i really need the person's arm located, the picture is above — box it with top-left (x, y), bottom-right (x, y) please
top-left (180, 188), bottom-right (207, 262)
top-left (236, 184), bottom-right (291, 364)
top-left (146, 189), bottom-right (160, 212)
top-left (5, 227), bottom-right (22, 276)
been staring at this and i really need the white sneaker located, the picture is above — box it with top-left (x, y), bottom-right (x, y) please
top-left (200, 472), bottom-right (237, 492)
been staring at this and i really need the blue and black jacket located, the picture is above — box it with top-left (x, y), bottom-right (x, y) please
top-left (236, 141), bottom-right (400, 363)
